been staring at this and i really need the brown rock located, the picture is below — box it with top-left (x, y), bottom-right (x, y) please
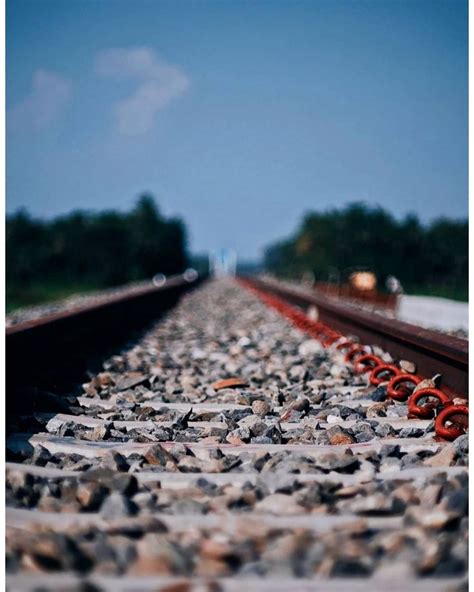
top-left (226, 435), bottom-right (244, 446)
top-left (376, 532), bottom-right (406, 555)
top-left (423, 444), bottom-right (456, 467)
top-left (195, 557), bottom-right (231, 576)
top-left (335, 485), bottom-right (364, 498)
top-left (21, 532), bottom-right (92, 572)
top-left (143, 444), bottom-right (175, 466)
top-left (20, 553), bottom-right (45, 574)
top-left (177, 456), bottom-right (223, 473)
top-left (366, 401), bottom-right (391, 418)
top-left (129, 534), bottom-right (190, 575)
top-left (159, 584), bottom-right (191, 592)
top-left (82, 424), bottom-right (111, 442)
top-left (199, 436), bottom-right (222, 445)
top-left (280, 398), bottom-right (310, 421)
top-left (200, 536), bottom-right (233, 560)
top-left (262, 532), bottom-right (304, 562)
top-left (420, 484), bottom-right (442, 507)
top-left (255, 493), bottom-right (305, 515)
top-left (212, 378), bottom-right (248, 391)
top-left (392, 483), bottom-right (419, 506)
top-left (240, 490), bottom-right (257, 506)
top-left (329, 432), bottom-right (356, 446)
top-left (130, 554), bottom-right (171, 575)
top-left (165, 460), bottom-right (179, 472)
top-left (136, 406), bottom-right (158, 418)
top-left (76, 481), bottom-right (107, 510)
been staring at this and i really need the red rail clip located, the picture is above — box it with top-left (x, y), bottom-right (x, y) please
top-left (408, 387), bottom-right (452, 419)
top-left (354, 354), bottom-right (382, 375)
top-left (435, 405), bottom-right (468, 441)
top-left (387, 373), bottom-right (421, 402)
top-left (345, 344), bottom-right (366, 363)
top-left (369, 364), bottom-right (400, 386)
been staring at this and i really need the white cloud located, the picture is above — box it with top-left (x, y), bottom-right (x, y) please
top-left (95, 47), bottom-right (189, 135)
top-left (9, 70), bottom-right (71, 131)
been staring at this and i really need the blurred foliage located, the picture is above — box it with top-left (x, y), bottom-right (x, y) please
top-left (264, 203), bottom-right (468, 300)
top-left (189, 253), bottom-right (210, 277)
top-left (7, 194), bottom-right (188, 309)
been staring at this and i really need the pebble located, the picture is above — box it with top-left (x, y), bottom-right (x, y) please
top-left (23, 533), bottom-right (93, 573)
top-left (351, 423), bottom-right (376, 443)
top-left (298, 339), bottom-right (323, 357)
top-left (424, 445), bottom-right (456, 467)
top-left (255, 493), bottom-right (305, 515)
top-left (398, 427), bottom-right (424, 439)
top-left (399, 360), bottom-right (416, 374)
top-left (76, 482), bottom-right (108, 510)
top-left (454, 434), bottom-right (469, 455)
top-left (143, 444), bottom-right (175, 467)
top-left (370, 386), bottom-right (387, 402)
top-left (100, 493), bottom-right (138, 520)
top-left (327, 427), bottom-right (356, 446)
top-left (252, 400), bottom-right (271, 417)
top-left (366, 402), bottom-right (388, 418)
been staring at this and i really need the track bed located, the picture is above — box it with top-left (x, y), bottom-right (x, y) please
top-left (6, 279), bottom-right (468, 591)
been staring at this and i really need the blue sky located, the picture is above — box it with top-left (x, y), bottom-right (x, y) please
top-left (7, 0), bottom-right (468, 260)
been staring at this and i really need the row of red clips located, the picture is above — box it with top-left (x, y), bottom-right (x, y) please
top-left (240, 279), bottom-right (468, 442)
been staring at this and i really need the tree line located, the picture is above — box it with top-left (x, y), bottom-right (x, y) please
top-left (7, 195), bottom-right (188, 309)
top-left (264, 203), bottom-right (468, 299)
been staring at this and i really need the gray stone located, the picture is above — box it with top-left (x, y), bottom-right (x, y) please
top-left (251, 436), bottom-right (273, 445)
top-left (398, 427), bottom-right (424, 439)
top-left (100, 451), bottom-right (130, 472)
top-left (100, 492), bottom-right (138, 519)
top-left (454, 434), bottom-right (468, 455)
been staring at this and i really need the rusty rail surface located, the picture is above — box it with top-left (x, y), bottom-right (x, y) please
top-left (6, 273), bottom-right (204, 413)
top-left (245, 276), bottom-right (468, 397)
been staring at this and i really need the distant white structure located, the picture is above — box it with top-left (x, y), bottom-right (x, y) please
top-left (397, 295), bottom-right (468, 333)
top-left (386, 275), bottom-right (404, 294)
top-left (209, 249), bottom-right (237, 277)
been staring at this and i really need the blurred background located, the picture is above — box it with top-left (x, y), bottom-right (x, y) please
top-left (6, 0), bottom-right (467, 312)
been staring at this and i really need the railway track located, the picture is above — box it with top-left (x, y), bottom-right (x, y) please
top-left (6, 273), bottom-right (203, 416)
top-left (5, 277), bottom-right (468, 591)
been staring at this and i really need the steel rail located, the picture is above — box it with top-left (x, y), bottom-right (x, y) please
top-left (6, 273), bottom-right (205, 413)
top-left (245, 276), bottom-right (468, 397)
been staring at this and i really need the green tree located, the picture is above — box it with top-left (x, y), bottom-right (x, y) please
top-left (6, 194), bottom-right (189, 310)
top-left (264, 202), bottom-right (467, 300)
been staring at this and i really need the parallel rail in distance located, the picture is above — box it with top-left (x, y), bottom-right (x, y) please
top-left (6, 274), bottom-right (195, 337)
top-left (245, 276), bottom-right (468, 397)
top-left (6, 274), bottom-right (204, 412)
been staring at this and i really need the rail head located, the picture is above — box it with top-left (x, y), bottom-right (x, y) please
top-left (6, 273), bottom-right (200, 337)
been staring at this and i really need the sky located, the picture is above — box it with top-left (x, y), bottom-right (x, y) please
top-left (7, 0), bottom-right (468, 260)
